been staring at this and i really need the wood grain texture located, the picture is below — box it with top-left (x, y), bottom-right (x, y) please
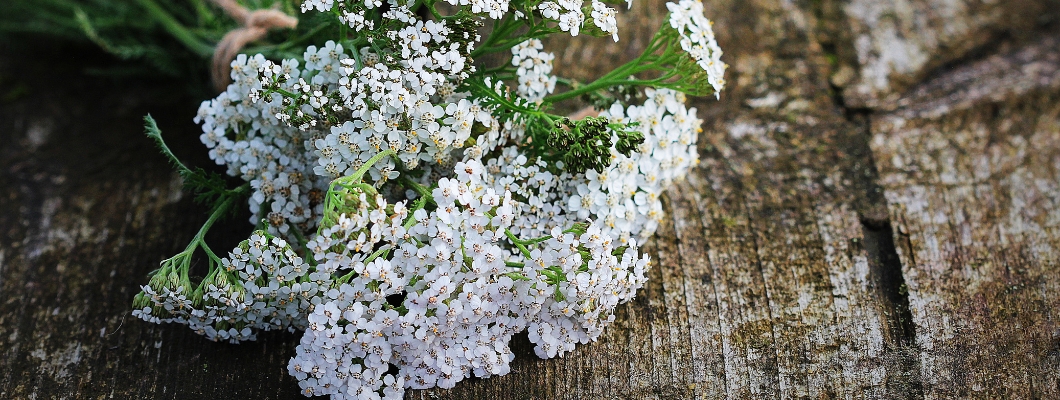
top-left (416, 0), bottom-right (918, 397)
top-left (833, 0), bottom-right (1059, 109)
top-left (2, 1), bottom-right (1060, 399)
top-left (0, 45), bottom-right (305, 399)
top-left (870, 32), bottom-right (1060, 399)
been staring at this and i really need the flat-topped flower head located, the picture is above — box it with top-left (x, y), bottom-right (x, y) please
top-left (138, 1), bottom-right (725, 398)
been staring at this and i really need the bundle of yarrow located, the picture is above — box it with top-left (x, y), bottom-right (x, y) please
top-left (132, 0), bottom-right (724, 397)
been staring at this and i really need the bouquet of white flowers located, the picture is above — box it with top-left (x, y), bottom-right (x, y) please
top-left (132, 0), bottom-right (724, 398)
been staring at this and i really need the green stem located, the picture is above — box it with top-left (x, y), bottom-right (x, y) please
top-left (193, 185), bottom-right (249, 261)
top-left (421, 0), bottom-right (443, 19)
top-left (134, 0), bottom-right (214, 56)
top-left (470, 12), bottom-right (519, 58)
top-left (542, 26), bottom-right (687, 103)
top-left (473, 24), bottom-right (554, 56)
top-left (161, 183), bottom-right (249, 276)
top-left (554, 76), bottom-right (581, 88)
top-left (363, 245), bottom-right (392, 265)
top-left (189, 0), bottom-right (214, 25)
top-left (339, 149), bottom-right (395, 185)
top-left (265, 86), bottom-right (301, 100)
top-left (317, 149), bottom-right (396, 234)
top-left (504, 229), bottom-right (534, 259)
top-left (398, 176), bottom-right (434, 200)
top-left (544, 58), bottom-right (648, 103)
top-left (402, 196), bottom-right (430, 229)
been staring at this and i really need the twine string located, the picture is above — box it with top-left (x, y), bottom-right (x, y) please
top-left (210, 0), bottom-right (297, 92)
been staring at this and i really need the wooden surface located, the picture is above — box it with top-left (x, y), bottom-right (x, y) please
top-left (2, 1), bottom-right (1060, 398)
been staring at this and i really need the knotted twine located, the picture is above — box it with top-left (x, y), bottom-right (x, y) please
top-left (210, 0), bottom-right (298, 92)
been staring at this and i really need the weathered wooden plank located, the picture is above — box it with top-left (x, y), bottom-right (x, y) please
top-left (830, 0), bottom-right (1056, 109)
top-left (682, 106), bottom-right (929, 399)
top-left (814, 194), bottom-right (907, 396)
top-left (419, 0), bottom-right (923, 396)
top-left (667, 175), bottom-right (728, 399)
top-left (8, 1), bottom-right (1060, 399)
top-left (0, 46), bottom-right (305, 398)
top-left (870, 32), bottom-right (1060, 398)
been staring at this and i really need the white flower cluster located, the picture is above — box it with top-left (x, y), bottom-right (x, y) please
top-left (538, 0), bottom-right (583, 36)
top-left (441, 0), bottom-right (511, 19)
top-left (196, 53), bottom-right (328, 236)
top-left (591, 0), bottom-right (620, 41)
top-left (572, 88), bottom-right (702, 240)
top-left (137, 1), bottom-right (725, 398)
top-left (667, 0), bottom-right (726, 96)
top-left (301, 0), bottom-right (335, 13)
top-left (289, 160), bottom-right (650, 398)
top-left (473, 89), bottom-right (702, 248)
top-left (512, 39), bottom-right (558, 103)
top-left (133, 233), bottom-right (316, 342)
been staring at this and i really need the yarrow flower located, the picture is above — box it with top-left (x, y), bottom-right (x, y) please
top-left (666, 0), bottom-right (726, 97)
top-left (591, 1), bottom-right (620, 41)
top-left (135, 1), bottom-right (725, 398)
top-left (512, 39), bottom-right (558, 102)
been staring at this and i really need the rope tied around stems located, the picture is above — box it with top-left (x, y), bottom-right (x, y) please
top-left (210, 0), bottom-right (297, 92)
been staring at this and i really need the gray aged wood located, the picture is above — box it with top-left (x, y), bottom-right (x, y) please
top-left (2, 0), bottom-right (1060, 399)
top-left (871, 34), bottom-right (1060, 398)
top-left (833, 0), bottom-right (1054, 109)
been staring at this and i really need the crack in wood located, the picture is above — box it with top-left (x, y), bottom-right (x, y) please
top-left (859, 217), bottom-right (925, 399)
top-left (821, 27), bottom-right (928, 391)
